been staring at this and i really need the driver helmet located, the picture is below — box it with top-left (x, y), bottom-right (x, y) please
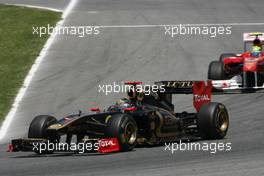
top-left (127, 88), bottom-right (136, 100)
top-left (253, 37), bottom-right (261, 47)
top-left (136, 91), bottom-right (144, 101)
top-left (116, 98), bottom-right (131, 108)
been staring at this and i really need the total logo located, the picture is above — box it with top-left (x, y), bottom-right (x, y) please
top-left (99, 139), bottom-right (115, 147)
top-left (97, 138), bottom-right (120, 153)
top-left (194, 94), bottom-right (210, 102)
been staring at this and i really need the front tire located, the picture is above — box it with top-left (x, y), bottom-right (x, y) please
top-left (106, 113), bottom-right (137, 151)
top-left (28, 115), bottom-right (59, 154)
top-left (197, 102), bottom-right (229, 139)
top-left (243, 72), bottom-right (264, 87)
top-left (208, 61), bottom-right (226, 80)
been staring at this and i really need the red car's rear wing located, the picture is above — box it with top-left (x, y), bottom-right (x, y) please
top-left (155, 81), bottom-right (212, 111)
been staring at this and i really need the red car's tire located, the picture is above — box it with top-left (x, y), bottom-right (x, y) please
top-left (208, 61), bottom-right (226, 80)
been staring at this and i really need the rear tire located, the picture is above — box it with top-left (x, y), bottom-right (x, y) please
top-left (106, 113), bottom-right (137, 151)
top-left (208, 61), bottom-right (226, 80)
top-left (219, 53), bottom-right (236, 62)
top-left (197, 102), bottom-right (229, 139)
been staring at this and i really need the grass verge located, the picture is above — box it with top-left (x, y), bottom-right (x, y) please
top-left (0, 4), bottom-right (61, 122)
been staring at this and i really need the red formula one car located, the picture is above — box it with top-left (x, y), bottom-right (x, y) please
top-left (208, 32), bottom-right (264, 93)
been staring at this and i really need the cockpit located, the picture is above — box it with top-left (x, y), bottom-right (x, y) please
top-left (107, 98), bottom-right (136, 112)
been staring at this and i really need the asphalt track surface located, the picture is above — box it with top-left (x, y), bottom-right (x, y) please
top-left (1, 0), bottom-right (264, 175)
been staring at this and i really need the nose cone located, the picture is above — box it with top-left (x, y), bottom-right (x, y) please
top-left (243, 57), bottom-right (258, 72)
top-left (243, 63), bottom-right (257, 72)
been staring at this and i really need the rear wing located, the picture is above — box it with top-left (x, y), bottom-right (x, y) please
top-left (154, 79), bottom-right (264, 112)
top-left (156, 81), bottom-right (197, 94)
top-left (155, 81), bottom-right (212, 111)
top-left (243, 32), bottom-right (264, 52)
top-left (243, 32), bottom-right (264, 42)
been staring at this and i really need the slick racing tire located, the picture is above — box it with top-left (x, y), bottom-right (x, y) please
top-left (106, 113), bottom-right (137, 151)
top-left (208, 61), bottom-right (226, 80)
top-left (243, 72), bottom-right (264, 87)
top-left (197, 102), bottom-right (229, 139)
top-left (219, 53), bottom-right (236, 62)
top-left (28, 115), bottom-right (59, 154)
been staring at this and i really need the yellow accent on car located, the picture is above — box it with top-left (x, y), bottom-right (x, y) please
top-left (48, 124), bottom-right (62, 129)
top-left (250, 32), bottom-right (263, 36)
top-left (105, 115), bottom-right (112, 123)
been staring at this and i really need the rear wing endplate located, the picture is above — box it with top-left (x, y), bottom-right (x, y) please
top-left (155, 81), bottom-right (212, 111)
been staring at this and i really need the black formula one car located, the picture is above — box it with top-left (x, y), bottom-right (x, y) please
top-left (9, 81), bottom-right (229, 154)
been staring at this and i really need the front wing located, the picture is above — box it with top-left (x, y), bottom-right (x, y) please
top-left (212, 79), bottom-right (264, 94)
top-left (8, 138), bottom-right (120, 154)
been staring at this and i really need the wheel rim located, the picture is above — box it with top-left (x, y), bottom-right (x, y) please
top-left (217, 111), bottom-right (228, 132)
top-left (124, 122), bottom-right (137, 145)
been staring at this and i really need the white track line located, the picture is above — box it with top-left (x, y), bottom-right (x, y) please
top-left (4, 3), bottom-right (62, 12)
top-left (0, 0), bottom-right (78, 141)
top-left (96, 22), bottom-right (264, 28)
